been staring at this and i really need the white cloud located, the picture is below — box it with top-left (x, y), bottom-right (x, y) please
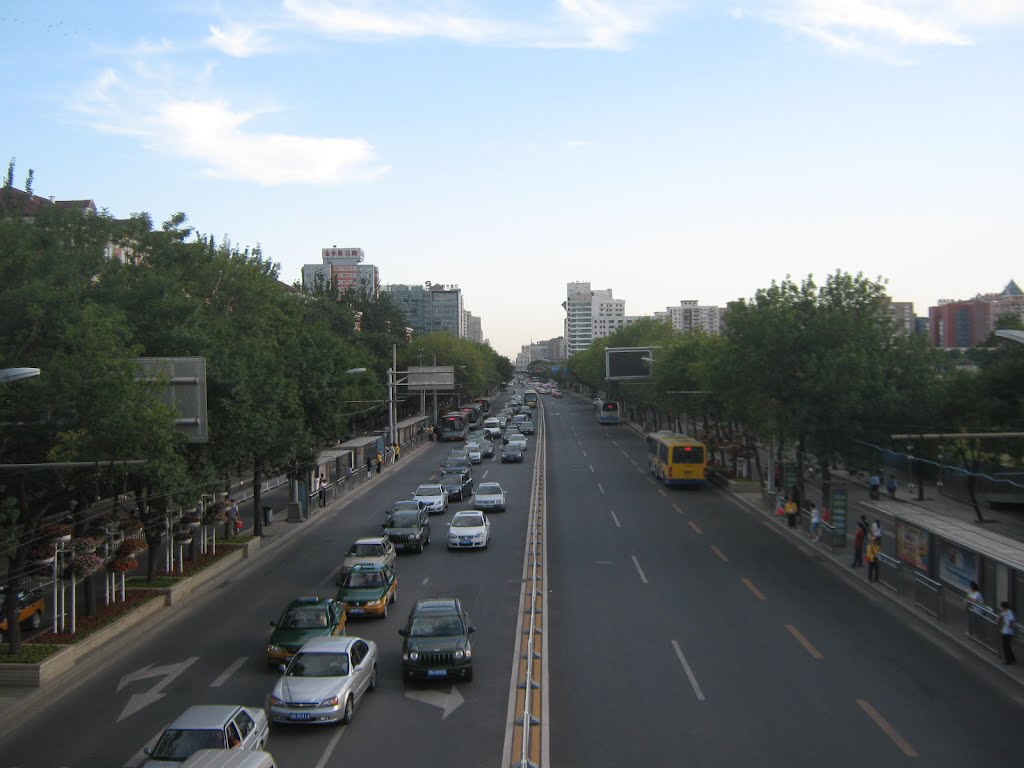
top-left (735, 0), bottom-right (1024, 56)
top-left (206, 23), bottom-right (276, 57)
top-left (72, 68), bottom-right (386, 186)
top-left (282, 0), bottom-right (681, 50)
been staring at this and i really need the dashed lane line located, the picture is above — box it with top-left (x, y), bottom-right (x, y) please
top-left (598, 483), bottom-right (605, 495)
top-left (710, 546), bottom-right (728, 562)
top-left (785, 624), bottom-right (824, 660)
top-left (689, 521), bottom-right (702, 535)
top-left (610, 510), bottom-right (622, 528)
top-left (631, 555), bottom-right (649, 584)
top-left (671, 640), bottom-right (706, 702)
top-left (673, 503), bottom-right (684, 515)
top-left (210, 657), bottom-right (247, 687)
top-left (742, 577), bottom-right (766, 601)
top-left (857, 699), bottom-right (918, 758)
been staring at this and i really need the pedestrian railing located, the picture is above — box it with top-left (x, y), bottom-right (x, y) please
top-left (966, 604), bottom-right (1002, 656)
top-left (912, 571), bottom-right (944, 620)
top-left (878, 552), bottom-right (901, 593)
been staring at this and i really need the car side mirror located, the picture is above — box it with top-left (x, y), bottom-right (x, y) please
top-left (144, 748), bottom-right (153, 756)
top-left (270, 621), bottom-right (276, 627)
top-left (398, 628), bottom-right (408, 637)
top-left (468, 625), bottom-right (477, 633)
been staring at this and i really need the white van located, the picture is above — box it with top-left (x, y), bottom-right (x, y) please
top-left (180, 750), bottom-right (278, 768)
top-left (483, 417), bottom-right (501, 439)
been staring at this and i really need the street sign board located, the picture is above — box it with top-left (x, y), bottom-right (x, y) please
top-left (605, 347), bottom-right (653, 382)
top-left (407, 365), bottom-right (455, 390)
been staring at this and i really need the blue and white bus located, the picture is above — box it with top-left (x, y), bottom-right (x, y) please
top-left (596, 400), bottom-right (621, 425)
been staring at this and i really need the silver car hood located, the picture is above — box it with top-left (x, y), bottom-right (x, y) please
top-left (275, 675), bottom-right (349, 704)
top-left (449, 525), bottom-right (486, 536)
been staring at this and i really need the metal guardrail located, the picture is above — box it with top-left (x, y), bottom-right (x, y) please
top-left (912, 571), bottom-right (944, 620)
top-left (967, 604), bottom-right (1002, 656)
top-left (878, 552), bottom-right (901, 593)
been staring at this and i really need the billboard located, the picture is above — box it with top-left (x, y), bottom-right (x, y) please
top-left (136, 357), bottom-right (208, 443)
top-left (605, 347), bottom-right (654, 381)
top-left (407, 365), bottom-right (455, 390)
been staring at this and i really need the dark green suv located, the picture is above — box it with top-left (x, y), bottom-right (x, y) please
top-left (399, 598), bottom-right (475, 682)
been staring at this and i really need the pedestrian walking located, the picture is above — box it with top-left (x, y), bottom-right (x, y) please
top-left (318, 473), bottom-right (327, 508)
top-left (225, 497), bottom-right (239, 540)
top-left (999, 601), bottom-right (1017, 664)
top-left (868, 471), bottom-right (881, 499)
top-left (394, 442), bottom-right (401, 462)
top-left (366, 455), bottom-right (373, 479)
top-left (966, 581), bottom-right (984, 615)
top-left (886, 474), bottom-right (898, 500)
top-left (785, 496), bottom-right (798, 528)
top-left (866, 537), bottom-right (881, 582)
top-left (809, 503), bottom-right (822, 542)
top-left (376, 451), bottom-right (383, 474)
top-left (852, 516), bottom-right (867, 567)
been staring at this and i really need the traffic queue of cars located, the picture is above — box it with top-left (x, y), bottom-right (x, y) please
top-left (146, 392), bottom-right (531, 766)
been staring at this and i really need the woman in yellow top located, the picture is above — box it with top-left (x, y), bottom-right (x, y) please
top-left (784, 497), bottom-right (798, 528)
top-left (866, 538), bottom-right (881, 583)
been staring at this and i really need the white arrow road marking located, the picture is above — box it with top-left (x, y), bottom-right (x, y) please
top-left (405, 685), bottom-right (465, 719)
top-left (117, 657), bottom-right (198, 722)
top-left (210, 656), bottom-right (247, 687)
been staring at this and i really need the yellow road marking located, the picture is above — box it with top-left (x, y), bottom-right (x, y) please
top-left (857, 699), bottom-right (918, 757)
top-left (657, 488), bottom-right (667, 497)
top-left (710, 546), bottom-right (728, 562)
top-left (785, 624), bottom-right (824, 660)
top-left (742, 577), bottom-right (766, 601)
top-left (672, 503), bottom-right (683, 515)
top-left (689, 521), bottom-right (702, 535)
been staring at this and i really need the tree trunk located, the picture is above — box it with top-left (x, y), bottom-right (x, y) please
top-left (253, 462), bottom-right (264, 538)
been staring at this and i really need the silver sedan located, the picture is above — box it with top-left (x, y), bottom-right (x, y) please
top-left (269, 635), bottom-right (378, 725)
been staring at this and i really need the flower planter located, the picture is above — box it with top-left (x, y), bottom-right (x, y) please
top-left (30, 557), bottom-right (55, 566)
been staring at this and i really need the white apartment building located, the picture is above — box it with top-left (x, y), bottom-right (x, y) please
top-left (563, 282), bottom-right (639, 355)
top-left (654, 300), bottom-right (722, 335)
top-left (464, 311), bottom-right (484, 343)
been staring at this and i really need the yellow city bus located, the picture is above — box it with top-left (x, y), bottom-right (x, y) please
top-left (646, 432), bottom-right (708, 488)
top-left (523, 389), bottom-right (538, 409)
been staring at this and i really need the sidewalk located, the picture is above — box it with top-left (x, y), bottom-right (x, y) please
top-left (736, 470), bottom-right (1024, 691)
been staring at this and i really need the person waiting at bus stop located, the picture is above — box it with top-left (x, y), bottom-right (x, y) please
top-left (784, 496), bottom-right (798, 528)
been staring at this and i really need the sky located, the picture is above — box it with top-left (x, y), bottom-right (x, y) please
top-left (3, 1), bottom-right (1023, 360)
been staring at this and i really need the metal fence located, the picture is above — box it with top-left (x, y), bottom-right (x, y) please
top-left (913, 571), bottom-right (945, 620)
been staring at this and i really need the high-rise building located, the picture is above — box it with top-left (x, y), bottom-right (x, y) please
top-left (302, 246), bottom-right (379, 297)
top-left (928, 281), bottom-right (1024, 348)
top-left (382, 283), bottom-right (465, 338)
top-left (654, 300), bottom-right (723, 335)
top-left (563, 283), bottom-right (636, 354)
top-left (464, 311), bottom-right (484, 344)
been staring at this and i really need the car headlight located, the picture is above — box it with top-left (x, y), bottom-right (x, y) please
top-left (404, 651), bottom-right (419, 661)
top-left (454, 649), bottom-right (465, 660)
top-left (267, 645), bottom-right (284, 654)
top-left (475, 533), bottom-right (485, 540)
top-left (367, 596), bottom-right (384, 606)
top-left (318, 695), bottom-right (339, 708)
top-left (270, 695), bottom-right (284, 707)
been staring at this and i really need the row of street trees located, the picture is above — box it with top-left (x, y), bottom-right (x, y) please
top-left (565, 272), bottom-right (1024, 511)
top-left (0, 191), bottom-right (511, 652)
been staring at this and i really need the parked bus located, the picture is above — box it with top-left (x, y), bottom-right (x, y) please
top-left (460, 402), bottom-right (482, 425)
top-left (523, 389), bottom-right (538, 409)
top-left (439, 412), bottom-right (469, 441)
top-left (646, 432), bottom-right (708, 488)
top-left (596, 400), bottom-right (621, 425)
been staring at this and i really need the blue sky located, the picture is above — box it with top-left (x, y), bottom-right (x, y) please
top-left (4, 1), bottom-right (1023, 359)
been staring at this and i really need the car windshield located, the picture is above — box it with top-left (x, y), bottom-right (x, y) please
top-left (452, 515), bottom-right (484, 527)
top-left (522, 422), bottom-right (534, 428)
top-left (348, 543), bottom-right (384, 557)
top-left (287, 651), bottom-right (350, 677)
top-left (280, 607), bottom-right (329, 629)
top-left (344, 570), bottom-right (385, 588)
top-left (478, 483), bottom-right (502, 495)
top-left (409, 615), bottom-right (465, 637)
top-left (415, 486), bottom-right (442, 496)
top-left (503, 446), bottom-right (519, 453)
top-left (151, 729), bottom-right (224, 760)
top-left (389, 502), bottom-right (421, 513)
top-left (387, 512), bottom-right (419, 527)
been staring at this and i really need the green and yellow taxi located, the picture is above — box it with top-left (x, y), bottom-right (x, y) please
top-left (335, 563), bottom-right (398, 619)
top-left (266, 596), bottom-right (346, 666)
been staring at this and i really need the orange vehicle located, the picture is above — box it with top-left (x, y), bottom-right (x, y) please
top-left (0, 589), bottom-right (46, 640)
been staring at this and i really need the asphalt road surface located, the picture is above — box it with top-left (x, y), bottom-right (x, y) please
top-left (1, 389), bottom-right (1021, 767)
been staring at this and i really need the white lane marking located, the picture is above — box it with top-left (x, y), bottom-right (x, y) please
top-left (857, 699), bottom-right (918, 757)
top-left (582, 450), bottom-right (588, 458)
top-left (314, 725), bottom-right (347, 768)
top-left (421, 577), bottom-right (430, 585)
top-left (210, 657), bottom-right (247, 688)
top-left (483, 470), bottom-right (489, 479)
top-left (589, 464), bottom-right (595, 473)
top-left (598, 483), bottom-right (605, 495)
top-left (671, 640), bottom-right (706, 702)
top-left (612, 440), bottom-right (619, 447)
top-left (610, 510), bottom-right (621, 528)
top-left (631, 555), bottom-right (649, 584)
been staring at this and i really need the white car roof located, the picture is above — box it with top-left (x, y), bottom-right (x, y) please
top-left (165, 705), bottom-right (248, 730)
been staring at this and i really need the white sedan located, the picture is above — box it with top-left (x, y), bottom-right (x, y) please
top-left (465, 442), bottom-right (483, 464)
top-left (474, 482), bottom-right (506, 512)
top-left (447, 510), bottom-right (491, 550)
top-left (413, 484), bottom-right (448, 514)
top-left (506, 433), bottom-right (527, 452)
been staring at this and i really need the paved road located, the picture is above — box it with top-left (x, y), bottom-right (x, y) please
top-left (0, 394), bottom-right (536, 768)
top-left (545, 395), bottom-right (1022, 767)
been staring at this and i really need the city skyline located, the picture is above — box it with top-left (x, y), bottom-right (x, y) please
top-left (5, 2), bottom-right (1022, 359)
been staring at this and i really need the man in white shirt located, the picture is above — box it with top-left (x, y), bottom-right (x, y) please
top-left (999, 601), bottom-right (1017, 665)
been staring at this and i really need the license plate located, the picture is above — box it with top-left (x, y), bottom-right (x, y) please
top-left (289, 712), bottom-right (314, 720)
top-left (427, 669), bottom-right (447, 677)
top-left (348, 608), bottom-right (364, 615)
